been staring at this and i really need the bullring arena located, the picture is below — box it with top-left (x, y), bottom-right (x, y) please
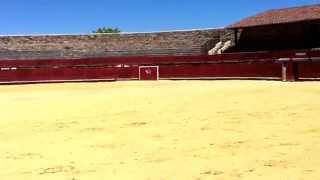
top-left (1, 4), bottom-right (320, 180)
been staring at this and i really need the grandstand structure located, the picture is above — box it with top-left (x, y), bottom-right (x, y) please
top-left (0, 4), bottom-right (320, 83)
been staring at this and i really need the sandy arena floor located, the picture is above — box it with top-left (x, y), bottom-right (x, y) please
top-left (0, 80), bottom-right (320, 180)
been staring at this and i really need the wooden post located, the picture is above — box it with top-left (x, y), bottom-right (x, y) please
top-left (234, 29), bottom-right (238, 46)
top-left (282, 61), bottom-right (297, 81)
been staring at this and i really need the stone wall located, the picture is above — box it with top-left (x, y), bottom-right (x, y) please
top-left (0, 29), bottom-right (226, 60)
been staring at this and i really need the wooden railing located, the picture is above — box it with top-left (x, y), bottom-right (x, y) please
top-left (0, 49), bottom-right (319, 83)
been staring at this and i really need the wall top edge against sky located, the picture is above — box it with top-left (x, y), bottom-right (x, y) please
top-left (0, 27), bottom-right (223, 37)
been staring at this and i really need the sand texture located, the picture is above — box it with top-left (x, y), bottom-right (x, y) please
top-left (0, 80), bottom-right (320, 180)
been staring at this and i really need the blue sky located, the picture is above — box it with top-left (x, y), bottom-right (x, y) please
top-left (0, 0), bottom-right (318, 35)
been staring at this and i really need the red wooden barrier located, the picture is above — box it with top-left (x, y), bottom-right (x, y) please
top-left (0, 50), bottom-right (320, 83)
top-left (297, 62), bottom-right (320, 80)
top-left (159, 62), bottom-right (281, 79)
top-left (0, 67), bottom-right (139, 82)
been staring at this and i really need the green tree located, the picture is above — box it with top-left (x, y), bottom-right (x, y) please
top-left (93, 27), bottom-right (121, 33)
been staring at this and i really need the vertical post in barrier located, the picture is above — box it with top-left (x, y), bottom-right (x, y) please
top-left (282, 61), bottom-right (297, 82)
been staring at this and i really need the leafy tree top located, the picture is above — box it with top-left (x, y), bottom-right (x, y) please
top-left (93, 27), bottom-right (121, 34)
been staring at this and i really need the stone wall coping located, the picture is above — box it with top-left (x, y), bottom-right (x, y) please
top-left (0, 27), bottom-right (222, 38)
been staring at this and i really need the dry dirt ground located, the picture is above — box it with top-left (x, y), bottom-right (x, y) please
top-left (0, 80), bottom-right (320, 180)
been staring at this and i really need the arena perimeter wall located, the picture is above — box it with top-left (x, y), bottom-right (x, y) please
top-left (0, 29), bottom-right (228, 59)
top-left (0, 50), bottom-right (319, 84)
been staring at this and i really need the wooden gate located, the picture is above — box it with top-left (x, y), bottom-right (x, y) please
top-left (139, 66), bottom-right (159, 80)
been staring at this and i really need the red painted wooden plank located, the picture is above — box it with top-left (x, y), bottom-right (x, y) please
top-left (0, 67), bottom-right (139, 82)
top-left (298, 62), bottom-right (320, 79)
top-left (159, 62), bottom-right (282, 79)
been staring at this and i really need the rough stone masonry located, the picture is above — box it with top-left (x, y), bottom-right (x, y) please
top-left (0, 29), bottom-right (232, 60)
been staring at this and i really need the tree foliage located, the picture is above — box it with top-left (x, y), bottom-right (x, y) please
top-left (93, 27), bottom-right (121, 34)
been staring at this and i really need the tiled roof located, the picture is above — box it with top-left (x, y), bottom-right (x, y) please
top-left (228, 4), bottom-right (320, 29)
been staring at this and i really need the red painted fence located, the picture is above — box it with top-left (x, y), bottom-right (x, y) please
top-left (297, 62), bottom-right (320, 80)
top-left (159, 62), bottom-right (281, 80)
top-left (0, 67), bottom-right (139, 82)
top-left (0, 50), bottom-right (319, 83)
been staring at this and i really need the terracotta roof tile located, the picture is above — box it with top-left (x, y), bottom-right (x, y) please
top-left (228, 4), bottom-right (320, 29)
